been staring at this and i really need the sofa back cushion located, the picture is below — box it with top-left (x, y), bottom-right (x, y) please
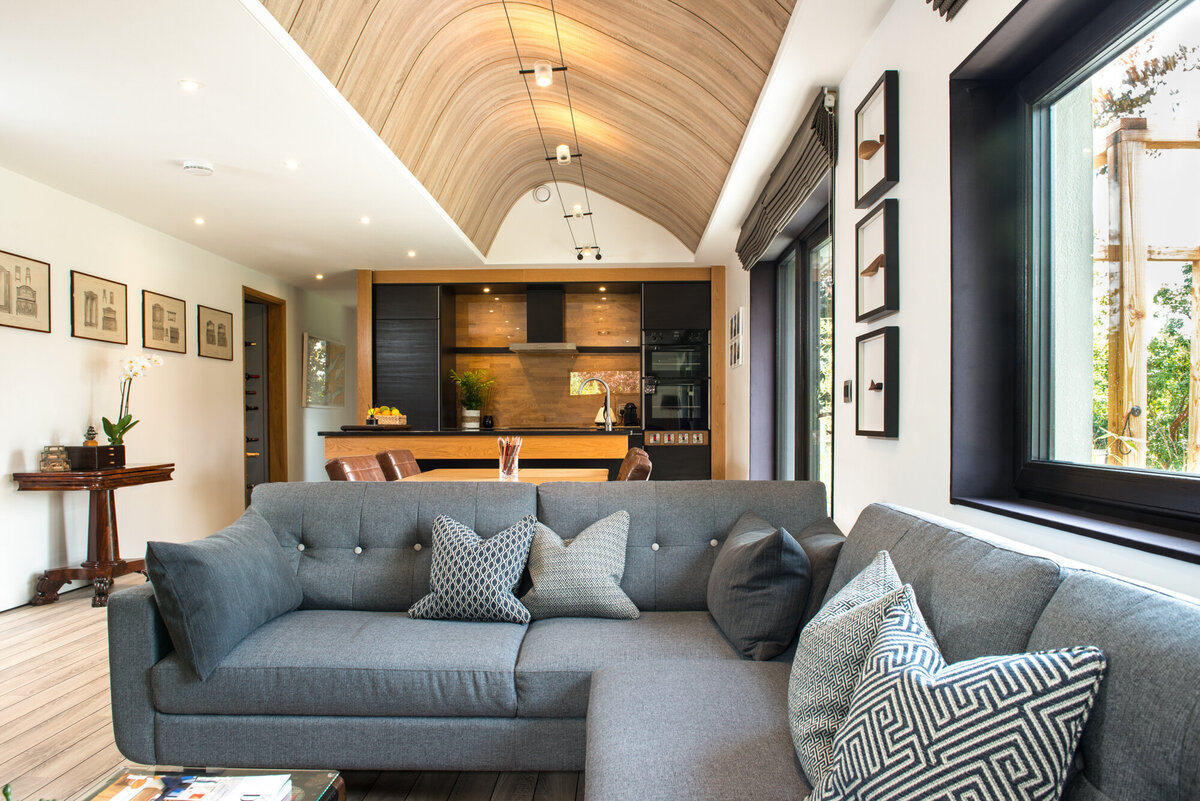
top-left (824, 504), bottom-right (1063, 663)
top-left (1027, 570), bottom-right (1200, 801)
top-left (250, 481), bottom-right (537, 611)
top-left (536, 481), bottom-right (833, 613)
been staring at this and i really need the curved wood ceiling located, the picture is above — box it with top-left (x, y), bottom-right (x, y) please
top-left (261, 0), bottom-right (796, 255)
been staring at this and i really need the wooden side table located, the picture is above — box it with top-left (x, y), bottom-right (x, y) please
top-left (12, 463), bottom-right (175, 607)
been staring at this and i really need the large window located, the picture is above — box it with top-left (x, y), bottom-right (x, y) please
top-left (950, 0), bottom-right (1200, 561)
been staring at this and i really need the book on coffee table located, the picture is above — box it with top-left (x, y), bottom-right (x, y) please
top-left (85, 770), bottom-right (342, 801)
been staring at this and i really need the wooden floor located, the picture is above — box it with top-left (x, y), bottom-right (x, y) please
top-left (0, 578), bottom-right (583, 801)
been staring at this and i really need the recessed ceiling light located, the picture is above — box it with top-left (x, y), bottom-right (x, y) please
top-left (360, 216), bottom-right (370, 225)
top-left (315, 273), bottom-right (324, 280)
top-left (483, 287), bottom-right (491, 293)
top-left (598, 286), bottom-right (606, 292)
top-left (602, 296), bottom-right (608, 301)
top-left (194, 217), bottom-right (205, 225)
top-left (284, 160), bottom-right (299, 170)
top-left (178, 79), bottom-right (202, 92)
top-left (407, 250), bottom-right (416, 258)
top-left (182, 160), bottom-right (215, 176)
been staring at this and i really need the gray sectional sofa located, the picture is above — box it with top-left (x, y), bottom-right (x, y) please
top-left (108, 481), bottom-right (1200, 801)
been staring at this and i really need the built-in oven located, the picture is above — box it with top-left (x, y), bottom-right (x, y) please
top-left (643, 378), bottom-right (708, 430)
top-left (644, 329), bottom-right (709, 381)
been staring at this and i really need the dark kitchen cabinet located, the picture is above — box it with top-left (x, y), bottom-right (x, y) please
top-left (373, 286), bottom-right (440, 430)
top-left (642, 282), bottom-right (711, 330)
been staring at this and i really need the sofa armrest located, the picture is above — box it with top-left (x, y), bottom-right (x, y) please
top-left (108, 582), bottom-right (172, 764)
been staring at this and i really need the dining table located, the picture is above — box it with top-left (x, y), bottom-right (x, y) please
top-left (400, 468), bottom-right (609, 484)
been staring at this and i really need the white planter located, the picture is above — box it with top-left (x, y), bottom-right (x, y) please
top-left (462, 408), bottom-right (481, 430)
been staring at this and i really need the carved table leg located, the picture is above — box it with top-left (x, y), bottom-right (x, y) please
top-left (32, 574), bottom-right (69, 605)
top-left (92, 576), bottom-right (113, 607)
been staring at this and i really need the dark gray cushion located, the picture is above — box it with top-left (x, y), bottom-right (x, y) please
top-left (145, 507), bottom-right (302, 680)
top-left (793, 517), bottom-right (844, 626)
top-left (514, 611), bottom-right (738, 717)
top-left (707, 511), bottom-right (811, 660)
top-left (811, 605), bottom-right (1106, 801)
top-left (585, 660), bottom-right (809, 801)
top-left (151, 609), bottom-right (525, 717)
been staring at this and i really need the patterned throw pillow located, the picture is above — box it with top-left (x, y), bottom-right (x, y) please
top-left (811, 606), bottom-right (1106, 801)
top-left (520, 511), bottom-right (639, 620)
top-left (789, 550), bottom-right (925, 786)
top-left (408, 515), bottom-right (536, 624)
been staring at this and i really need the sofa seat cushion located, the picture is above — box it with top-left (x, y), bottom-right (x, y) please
top-left (585, 660), bottom-right (809, 801)
top-left (514, 612), bottom-right (737, 717)
top-left (151, 610), bottom-right (526, 717)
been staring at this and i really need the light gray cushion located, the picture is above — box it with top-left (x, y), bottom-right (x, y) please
top-left (520, 511), bottom-right (639, 620)
top-left (811, 605), bottom-right (1106, 801)
top-left (585, 660), bottom-right (809, 801)
top-left (707, 511), bottom-right (811, 660)
top-left (150, 609), bottom-right (525, 717)
top-left (408, 515), bottom-right (535, 624)
top-left (145, 507), bottom-right (302, 680)
top-left (789, 551), bottom-right (925, 786)
top-left (514, 611), bottom-right (738, 717)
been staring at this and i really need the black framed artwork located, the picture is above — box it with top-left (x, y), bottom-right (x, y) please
top-left (856, 326), bottom-right (898, 438)
top-left (855, 70), bottom-right (899, 209)
top-left (856, 199), bottom-right (899, 321)
top-left (0, 249), bottom-right (51, 333)
top-left (197, 304), bottom-right (233, 360)
top-left (142, 290), bottom-right (187, 353)
top-left (71, 270), bottom-right (128, 344)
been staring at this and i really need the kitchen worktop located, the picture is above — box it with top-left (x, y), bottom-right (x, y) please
top-left (320, 426), bottom-right (642, 437)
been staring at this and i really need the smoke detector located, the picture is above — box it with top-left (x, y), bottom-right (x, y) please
top-left (532, 184), bottom-right (551, 203)
top-left (182, 160), bottom-right (215, 177)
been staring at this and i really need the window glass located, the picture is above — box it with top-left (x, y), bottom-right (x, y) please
top-left (1045, 0), bottom-right (1200, 474)
top-left (776, 251), bottom-right (797, 480)
top-left (807, 235), bottom-right (834, 508)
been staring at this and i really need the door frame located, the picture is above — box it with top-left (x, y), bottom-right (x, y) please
top-left (243, 287), bottom-right (288, 482)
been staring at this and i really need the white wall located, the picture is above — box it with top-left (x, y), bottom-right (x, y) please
top-left (825, 0), bottom-right (1200, 599)
top-left (724, 255), bottom-right (752, 479)
top-left (0, 166), bottom-right (355, 611)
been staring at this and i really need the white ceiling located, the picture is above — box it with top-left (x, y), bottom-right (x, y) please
top-left (0, 0), bottom-right (892, 289)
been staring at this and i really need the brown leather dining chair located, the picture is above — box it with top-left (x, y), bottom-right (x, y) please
top-left (616, 447), bottom-right (653, 481)
top-left (325, 455), bottom-right (387, 481)
top-left (376, 449), bottom-right (421, 481)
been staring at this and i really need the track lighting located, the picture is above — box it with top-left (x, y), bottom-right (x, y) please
top-left (556, 145), bottom-right (571, 165)
top-left (534, 61), bottom-right (553, 87)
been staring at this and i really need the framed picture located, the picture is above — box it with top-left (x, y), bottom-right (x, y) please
top-left (142, 290), bottom-right (186, 353)
top-left (197, 305), bottom-right (234, 360)
top-left (302, 332), bottom-right (347, 407)
top-left (71, 271), bottom-right (127, 344)
top-left (0, 249), bottom-right (51, 333)
top-left (856, 199), bottom-right (899, 321)
top-left (855, 70), bottom-right (899, 209)
top-left (856, 326), bottom-right (899, 438)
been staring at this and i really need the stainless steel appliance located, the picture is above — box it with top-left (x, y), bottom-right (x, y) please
top-left (644, 329), bottom-right (708, 380)
top-left (644, 329), bottom-right (709, 431)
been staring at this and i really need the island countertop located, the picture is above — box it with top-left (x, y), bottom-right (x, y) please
top-left (319, 426), bottom-right (640, 436)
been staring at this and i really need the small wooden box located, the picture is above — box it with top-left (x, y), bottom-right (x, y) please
top-left (65, 445), bottom-right (126, 470)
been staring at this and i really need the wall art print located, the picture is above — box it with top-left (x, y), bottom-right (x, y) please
top-left (197, 304), bottom-right (234, 360)
top-left (142, 290), bottom-right (186, 354)
top-left (0, 249), bottom-right (51, 333)
top-left (71, 270), bottom-right (127, 344)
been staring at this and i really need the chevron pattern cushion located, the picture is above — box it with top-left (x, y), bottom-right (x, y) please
top-left (811, 606), bottom-right (1106, 801)
top-left (519, 511), bottom-right (639, 620)
top-left (408, 515), bottom-right (536, 624)
top-left (789, 551), bottom-right (926, 786)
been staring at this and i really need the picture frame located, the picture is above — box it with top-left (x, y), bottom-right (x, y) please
top-left (855, 70), bottom-right (899, 209)
top-left (142, 290), bottom-right (187, 353)
top-left (71, 270), bottom-right (127, 344)
top-left (302, 332), bottom-right (347, 407)
top-left (197, 304), bottom-right (234, 360)
top-left (0, 249), bottom-right (51, 333)
top-left (855, 199), bottom-right (899, 321)
top-left (856, 326), bottom-right (898, 438)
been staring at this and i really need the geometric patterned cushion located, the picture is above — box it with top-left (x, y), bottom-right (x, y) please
top-left (789, 551), bottom-right (923, 785)
top-left (519, 511), bottom-right (639, 620)
top-left (811, 605), bottom-right (1106, 801)
top-left (408, 515), bottom-right (536, 624)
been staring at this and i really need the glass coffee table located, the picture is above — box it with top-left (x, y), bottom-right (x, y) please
top-left (84, 768), bottom-right (343, 801)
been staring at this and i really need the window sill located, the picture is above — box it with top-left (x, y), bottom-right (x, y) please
top-left (951, 496), bottom-right (1200, 565)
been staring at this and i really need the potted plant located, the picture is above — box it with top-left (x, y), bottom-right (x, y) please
top-left (449, 369), bottom-right (495, 430)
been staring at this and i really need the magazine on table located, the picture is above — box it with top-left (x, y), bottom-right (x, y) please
top-left (91, 773), bottom-right (292, 801)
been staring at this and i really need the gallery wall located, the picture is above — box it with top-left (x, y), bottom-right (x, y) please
top-left (0, 165), bottom-right (356, 611)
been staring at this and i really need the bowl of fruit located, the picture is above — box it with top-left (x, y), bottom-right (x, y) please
top-left (368, 406), bottom-right (407, 427)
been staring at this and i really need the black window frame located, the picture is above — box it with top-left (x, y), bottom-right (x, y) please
top-left (949, 0), bottom-right (1200, 563)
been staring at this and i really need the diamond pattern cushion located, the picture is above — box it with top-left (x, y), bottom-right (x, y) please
top-left (519, 511), bottom-right (639, 620)
top-left (811, 606), bottom-right (1106, 801)
top-left (408, 515), bottom-right (536, 624)
top-left (788, 550), bottom-right (925, 786)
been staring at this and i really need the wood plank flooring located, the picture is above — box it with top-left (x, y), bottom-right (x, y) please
top-left (0, 580), bottom-right (582, 801)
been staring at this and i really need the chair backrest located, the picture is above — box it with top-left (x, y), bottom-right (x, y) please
top-left (376, 449), bottom-right (420, 481)
top-left (325, 455), bottom-right (386, 481)
top-left (616, 447), bottom-right (652, 481)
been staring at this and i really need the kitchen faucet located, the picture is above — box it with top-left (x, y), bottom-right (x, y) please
top-left (579, 376), bottom-right (613, 431)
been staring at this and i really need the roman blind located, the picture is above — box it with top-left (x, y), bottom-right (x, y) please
top-left (736, 91), bottom-right (837, 270)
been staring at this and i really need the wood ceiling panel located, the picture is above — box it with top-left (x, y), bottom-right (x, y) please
top-left (264, 0), bottom-right (796, 255)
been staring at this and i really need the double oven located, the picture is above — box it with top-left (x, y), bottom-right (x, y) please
top-left (643, 329), bottom-right (709, 430)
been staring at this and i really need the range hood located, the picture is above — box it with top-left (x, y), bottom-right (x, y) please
top-left (509, 286), bottom-right (577, 353)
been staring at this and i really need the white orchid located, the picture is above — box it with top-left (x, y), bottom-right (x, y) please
top-left (105, 353), bottom-right (166, 445)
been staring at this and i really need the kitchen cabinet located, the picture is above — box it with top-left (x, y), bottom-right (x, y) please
top-left (642, 282), bottom-right (711, 330)
top-left (373, 285), bottom-right (441, 430)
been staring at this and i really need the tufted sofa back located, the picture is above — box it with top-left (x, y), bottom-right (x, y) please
top-left (250, 481), bottom-right (536, 611)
